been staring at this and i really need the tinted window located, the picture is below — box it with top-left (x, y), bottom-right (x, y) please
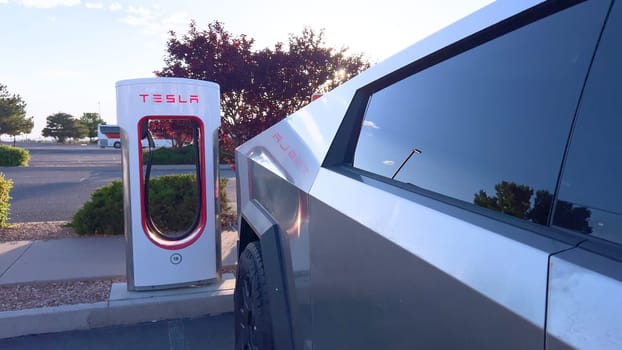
top-left (353, 0), bottom-right (609, 224)
top-left (554, 1), bottom-right (622, 244)
top-left (100, 125), bottom-right (120, 133)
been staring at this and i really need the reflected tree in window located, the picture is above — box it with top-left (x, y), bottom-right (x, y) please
top-left (474, 181), bottom-right (533, 219)
top-left (553, 201), bottom-right (593, 234)
top-left (474, 181), bottom-right (592, 233)
top-left (526, 190), bottom-right (553, 225)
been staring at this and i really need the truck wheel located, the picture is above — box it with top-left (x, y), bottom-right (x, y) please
top-left (234, 241), bottom-right (273, 350)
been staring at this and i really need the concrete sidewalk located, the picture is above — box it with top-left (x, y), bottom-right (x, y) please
top-left (0, 231), bottom-right (238, 285)
top-left (0, 237), bottom-right (125, 285)
top-left (0, 231), bottom-right (238, 339)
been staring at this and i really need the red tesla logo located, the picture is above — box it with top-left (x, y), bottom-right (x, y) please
top-left (139, 93), bottom-right (199, 104)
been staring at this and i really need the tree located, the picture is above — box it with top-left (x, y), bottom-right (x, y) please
top-left (2, 115), bottom-right (34, 146)
top-left (474, 181), bottom-right (533, 219)
top-left (552, 200), bottom-right (592, 234)
top-left (80, 112), bottom-right (105, 142)
top-left (474, 182), bottom-right (592, 232)
top-left (156, 21), bottom-right (370, 163)
top-left (145, 119), bottom-right (196, 150)
top-left (0, 83), bottom-right (33, 145)
top-left (42, 113), bottom-right (87, 143)
top-left (525, 190), bottom-right (553, 225)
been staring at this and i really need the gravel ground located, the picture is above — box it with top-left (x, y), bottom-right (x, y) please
top-left (0, 221), bottom-right (79, 242)
top-left (0, 279), bottom-right (124, 312)
top-left (0, 222), bottom-right (123, 312)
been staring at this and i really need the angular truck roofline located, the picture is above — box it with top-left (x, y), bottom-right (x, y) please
top-left (236, 0), bottom-right (546, 194)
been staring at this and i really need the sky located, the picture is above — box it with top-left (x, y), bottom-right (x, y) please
top-left (0, 0), bottom-right (492, 140)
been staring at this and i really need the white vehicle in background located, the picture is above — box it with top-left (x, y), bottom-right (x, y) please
top-left (97, 124), bottom-right (173, 149)
top-left (97, 124), bottom-right (121, 148)
top-left (141, 138), bottom-right (173, 149)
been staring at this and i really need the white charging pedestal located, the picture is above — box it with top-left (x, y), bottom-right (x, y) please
top-left (116, 77), bottom-right (221, 291)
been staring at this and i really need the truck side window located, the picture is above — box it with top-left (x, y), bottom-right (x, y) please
top-left (554, 0), bottom-right (622, 244)
top-left (353, 0), bottom-right (609, 225)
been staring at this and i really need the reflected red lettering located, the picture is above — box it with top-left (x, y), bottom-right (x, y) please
top-left (272, 131), bottom-right (309, 176)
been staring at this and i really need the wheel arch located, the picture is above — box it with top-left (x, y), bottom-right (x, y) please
top-left (237, 200), bottom-right (301, 349)
top-left (238, 215), bottom-right (259, 258)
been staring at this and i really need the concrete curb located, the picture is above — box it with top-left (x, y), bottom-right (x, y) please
top-left (0, 276), bottom-right (235, 339)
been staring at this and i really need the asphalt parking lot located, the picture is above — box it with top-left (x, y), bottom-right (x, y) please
top-left (1, 142), bottom-right (235, 223)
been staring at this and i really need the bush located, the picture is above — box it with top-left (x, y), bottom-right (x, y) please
top-left (219, 178), bottom-right (236, 229)
top-left (0, 173), bottom-right (13, 228)
top-left (147, 174), bottom-right (199, 232)
top-left (143, 145), bottom-right (197, 165)
top-left (71, 175), bottom-right (234, 235)
top-left (71, 180), bottom-right (124, 235)
top-left (0, 145), bottom-right (29, 166)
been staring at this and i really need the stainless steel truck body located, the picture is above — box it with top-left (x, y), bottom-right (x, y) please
top-left (234, 0), bottom-right (622, 348)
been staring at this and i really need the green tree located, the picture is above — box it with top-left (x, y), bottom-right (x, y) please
top-left (156, 21), bottom-right (370, 163)
top-left (2, 114), bottom-right (34, 146)
top-left (474, 181), bottom-right (533, 219)
top-left (42, 112), bottom-right (87, 143)
top-left (474, 182), bottom-right (592, 232)
top-left (551, 200), bottom-right (592, 234)
top-left (80, 112), bottom-right (105, 142)
top-left (526, 190), bottom-right (553, 225)
top-left (0, 84), bottom-right (33, 145)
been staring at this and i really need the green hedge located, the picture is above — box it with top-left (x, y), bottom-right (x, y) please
top-left (71, 175), bottom-right (234, 235)
top-left (0, 173), bottom-right (13, 228)
top-left (0, 145), bottom-right (29, 166)
top-left (143, 145), bottom-right (197, 165)
top-left (148, 174), bottom-right (199, 232)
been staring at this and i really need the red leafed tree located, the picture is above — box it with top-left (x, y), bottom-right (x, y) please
top-left (146, 119), bottom-right (195, 149)
top-left (155, 21), bottom-right (370, 164)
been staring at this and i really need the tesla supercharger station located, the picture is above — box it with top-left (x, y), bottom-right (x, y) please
top-left (116, 77), bottom-right (221, 291)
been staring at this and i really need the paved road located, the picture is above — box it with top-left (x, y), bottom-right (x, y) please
top-left (0, 314), bottom-right (234, 350)
top-left (1, 144), bottom-right (122, 223)
top-left (1, 143), bottom-right (235, 223)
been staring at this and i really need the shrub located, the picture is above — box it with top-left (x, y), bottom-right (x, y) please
top-left (71, 175), bottom-right (234, 235)
top-left (147, 174), bottom-right (199, 232)
top-left (219, 178), bottom-right (236, 229)
top-left (143, 145), bottom-right (197, 165)
top-left (0, 173), bottom-right (13, 228)
top-left (71, 180), bottom-right (124, 235)
top-left (0, 145), bottom-right (29, 166)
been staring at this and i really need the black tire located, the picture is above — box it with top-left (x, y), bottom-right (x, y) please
top-left (113, 141), bottom-right (121, 149)
top-left (234, 241), bottom-right (273, 350)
